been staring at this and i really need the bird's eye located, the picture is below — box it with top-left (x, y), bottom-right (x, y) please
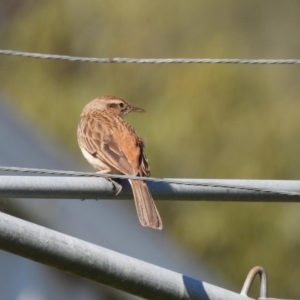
top-left (119, 102), bottom-right (125, 108)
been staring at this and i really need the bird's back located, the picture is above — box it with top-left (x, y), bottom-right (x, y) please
top-left (78, 111), bottom-right (149, 176)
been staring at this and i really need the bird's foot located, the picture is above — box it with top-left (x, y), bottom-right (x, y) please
top-left (96, 170), bottom-right (122, 195)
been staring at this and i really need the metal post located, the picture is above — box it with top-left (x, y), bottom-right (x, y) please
top-left (0, 211), bottom-right (252, 300)
top-left (0, 176), bottom-right (299, 201)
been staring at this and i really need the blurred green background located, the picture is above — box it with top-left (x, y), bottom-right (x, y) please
top-left (1, 0), bottom-right (300, 298)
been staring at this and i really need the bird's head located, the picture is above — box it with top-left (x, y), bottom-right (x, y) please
top-left (82, 95), bottom-right (145, 118)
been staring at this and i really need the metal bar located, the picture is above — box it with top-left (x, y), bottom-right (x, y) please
top-left (0, 211), bottom-right (252, 300)
top-left (0, 176), bottom-right (300, 201)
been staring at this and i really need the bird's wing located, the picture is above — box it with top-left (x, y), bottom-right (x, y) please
top-left (139, 151), bottom-right (150, 177)
top-left (78, 116), bottom-right (137, 175)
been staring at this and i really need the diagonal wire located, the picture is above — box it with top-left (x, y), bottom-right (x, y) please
top-left (0, 166), bottom-right (299, 197)
top-left (1, 49), bottom-right (300, 65)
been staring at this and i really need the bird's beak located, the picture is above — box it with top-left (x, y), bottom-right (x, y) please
top-left (131, 106), bottom-right (145, 113)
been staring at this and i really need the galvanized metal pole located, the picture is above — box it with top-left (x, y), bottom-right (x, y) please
top-left (0, 176), bottom-right (299, 201)
top-left (0, 211), bottom-right (252, 300)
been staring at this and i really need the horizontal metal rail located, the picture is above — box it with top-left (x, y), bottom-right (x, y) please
top-left (0, 211), bottom-right (252, 300)
top-left (0, 176), bottom-right (300, 201)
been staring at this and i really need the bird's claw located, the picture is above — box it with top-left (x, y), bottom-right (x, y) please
top-left (95, 170), bottom-right (122, 195)
top-left (104, 177), bottom-right (122, 196)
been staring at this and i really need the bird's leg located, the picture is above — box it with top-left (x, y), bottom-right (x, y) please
top-left (96, 170), bottom-right (122, 195)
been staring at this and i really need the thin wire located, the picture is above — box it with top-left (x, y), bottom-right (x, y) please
top-left (0, 166), bottom-right (299, 197)
top-left (1, 50), bottom-right (300, 65)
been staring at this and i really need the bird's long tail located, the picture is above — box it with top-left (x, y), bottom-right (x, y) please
top-left (129, 179), bottom-right (163, 230)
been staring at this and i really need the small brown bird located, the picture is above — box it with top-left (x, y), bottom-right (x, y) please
top-left (77, 95), bottom-right (163, 230)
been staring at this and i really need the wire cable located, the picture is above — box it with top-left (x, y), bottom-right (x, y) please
top-left (1, 50), bottom-right (300, 65)
top-left (0, 166), bottom-right (299, 197)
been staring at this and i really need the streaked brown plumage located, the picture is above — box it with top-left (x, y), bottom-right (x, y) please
top-left (77, 95), bottom-right (162, 230)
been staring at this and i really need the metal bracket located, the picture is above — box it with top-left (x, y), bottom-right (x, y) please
top-left (241, 266), bottom-right (268, 299)
top-left (240, 266), bottom-right (297, 300)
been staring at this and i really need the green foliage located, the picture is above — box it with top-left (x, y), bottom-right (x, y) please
top-left (1, 0), bottom-right (300, 298)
